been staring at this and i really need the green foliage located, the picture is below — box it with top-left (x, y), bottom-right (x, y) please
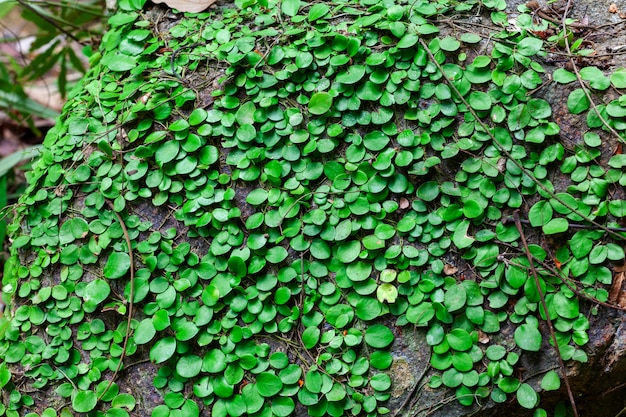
top-left (0, 0), bottom-right (625, 416)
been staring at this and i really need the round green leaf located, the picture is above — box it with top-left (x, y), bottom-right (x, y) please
top-left (567, 89), bottom-right (590, 114)
top-left (203, 349), bottom-right (227, 373)
top-left (542, 218), bottom-right (569, 235)
top-left (468, 91), bottom-right (492, 111)
top-left (444, 285), bottom-right (467, 313)
top-left (540, 370), bottom-right (561, 391)
top-left (447, 328), bottom-right (472, 351)
top-left (365, 324), bottom-right (394, 348)
top-left (150, 337), bottom-right (176, 364)
top-left (73, 390), bottom-right (97, 413)
top-left (177, 355), bottom-right (202, 379)
top-left (309, 92), bottom-right (333, 115)
top-left (256, 372), bottom-right (283, 397)
top-left (370, 351), bottom-right (393, 370)
top-left (134, 318), bottom-right (156, 345)
top-left (104, 252), bottom-right (131, 279)
top-left (514, 324), bottom-right (542, 351)
top-left (517, 383), bottom-right (539, 409)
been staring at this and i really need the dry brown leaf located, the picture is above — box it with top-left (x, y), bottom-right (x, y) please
top-left (151, 0), bottom-right (217, 13)
top-left (609, 271), bottom-right (625, 304)
top-left (443, 264), bottom-right (458, 276)
top-left (609, 3), bottom-right (619, 14)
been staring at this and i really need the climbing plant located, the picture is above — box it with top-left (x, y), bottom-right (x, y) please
top-left (1, 0), bottom-right (626, 416)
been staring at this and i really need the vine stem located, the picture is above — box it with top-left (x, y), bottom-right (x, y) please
top-left (99, 202), bottom-right (135, 401)
top-left (416, 38), bottom-right (626, 243)
top-left (559, 0), bottom-right (625, 145)
top-left (513, 211), bottom-right (579, 417)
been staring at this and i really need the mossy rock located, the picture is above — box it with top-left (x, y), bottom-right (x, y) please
top-left (3, 1), bottom-right (626, 417)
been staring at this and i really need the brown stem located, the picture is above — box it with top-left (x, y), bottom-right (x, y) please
top-left (513, 211), bottom-right (579, 417)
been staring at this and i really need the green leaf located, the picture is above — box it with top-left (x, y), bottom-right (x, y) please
top-left (281, 0), bottom-right (301, 16)
top-left (308, 3), bottom-right (329, 21)
top-left (397, 33), bottom-right (419, 48)
top-left (468, 91), bottom-right (492, 111)
top-left (302, 326), bottom-right (320, 349)
top-left (104, 251), bottom-right (131, 279)
top-left (514, 324), bottom-right (542, 351)
top-left (567, 89), bottom-right (590, 114)
top-left (517, 37), bottom-right (543, 56)
top-left (134, 318), bottom-right (156, 345)
top-left (150, 337), bottom-right (176, 364)
top-left (309, 92), bottom-right (333, 115)
top-left (256, 372), bottom-right (283, 397)
top-left (177, 355), bottom-right (202, 379)
top-left (336, 240), bottom-right (361, 263)
top-left (376, 283), bottom-right (398, 303)
top-left (611, 68), bottom-right (626, 88)
top-left (346, 261), bottom-right (372, 282)
top-left (439, 36), bottom-right (460, 51)
top-left (112, 393), bottom-right (136, 410)
top-left (370, 351), bottom-right (393, 370)
top-left (528, 201), bottom-right (553, 227)
top-left (83, 279), bottom-right (111, 311)
top-left (542, 218), bottom-right (569, 234)
top-left (73, 390), bottom-right (98, 413)
top-left (106, 53), bottom-right (137, 72)
top-left (356, 298), bottom-right (382, 321)
top-left (203, 349), bottom-right (227, 373)
top-left (271, 397), bottom-right (295, 417)
top-left (444, 285), bottom-right (467, 313)
top-left (365, 324), bottom-right (394, 348)
top-left (246, 189), bottom-right (268, 205)
top-left (517, 383), bottom-right (539, 409)
top-left (540, 370), bottom-right (561, 391)
top-left (447, 328), bottom-right (472, 351)
top-left (553, 68), bottom-right (577, 84)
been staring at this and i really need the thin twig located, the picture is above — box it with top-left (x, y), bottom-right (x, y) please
top-left (417, 38), bottom-right (626, 243)
top-left (513, 211), bottom-right (579, 417)
top-left (99, 202), bottom-right (135, 400)
top-left (560, 0), bottom-right (625, 145)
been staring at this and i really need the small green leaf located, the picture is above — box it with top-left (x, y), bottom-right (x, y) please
top-left (376, 283), bottom-right (398, 303)
top-left (447, 328), bottom-right (472, 351)
top-left (553, 68), bottom-right (577, 84)
top-left (302, 327), bottom-right (320, 349)
top-left (73, 390), bottom-right (98, 413)
top-left (514, 324), bottom-right (542, 351)
top-left (611, 68), bottom-right (626, 88)
top-left (308, 3), bottom-right (329, 21)
top-left (281, 0), bottom-right (301, 16)
top-left (567, 89), bottom-right (590, 114)
top-left (256, 372), bottom-right (283, 397)
top-left (309, 92), bottom-right (333, 115)
top-left (365, 324), bottom-right (394, 348)
top-left (542, 218), bottom-right (569, 234)
top-left (203, 349), bottom-right (227, 373)
top-left (150, 337), bottom-right (176, 363)
top-left (517, 383), bottom-right (539, 409)
top-left (134, 318), bottom-right (156, 345)
top-left (439, 36), bottom-right (460, 52)
top-left (517, 37), bottom-right (543, 56)
top-left (444, 285), bottom-right (467, 313)
top-left (104, 252), bottom-right (131, 279)
top-left (177, 355), bottom-right (202, 379)
top-left (540, 370), bottom-right (561, 391)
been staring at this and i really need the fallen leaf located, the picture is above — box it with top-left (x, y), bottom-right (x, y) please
top-left (609, 271), bottom-right (625, 304)
top-left (443, 264), bottom-right (458, 276)
top-left (151, 0), bottom-right (217, 13)
top-left (609, 3), bottom-right (619, 14)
